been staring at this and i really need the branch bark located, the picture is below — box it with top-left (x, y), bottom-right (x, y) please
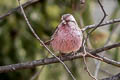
top-left (0, 0), bottom-right (40, 20)
top-left (82, 18), bottom-right (120, 31)
top-left (0, 42), bottom-right (120, 73)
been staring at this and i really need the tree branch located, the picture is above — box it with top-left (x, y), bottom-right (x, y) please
top-left (0, 0), bottom-right (40, 20)
top-left (82, 18), bottom-right (120, 31)
top-left (0, 42), bottom-right (120, 73)
top-left (90, 42), bottom-right (120, 54)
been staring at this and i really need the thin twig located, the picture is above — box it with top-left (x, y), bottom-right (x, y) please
top-left (0, 0), bottom-right (40, 20)
top-left (30, 66), bottom-right (45, 80)
top-left (94, 52), bottom-right (105, 78)
top-left (90, 42), bottom-right (120, 55)
top-left (88, 0), bottom-right (107, 35)
top-left (82, 18), bottom-right (120, 31)
top-left (82, 40), bottom-right (97, 80)
top-left (95, 55), bottom-right (120, 67)
top-left (17, 0), bottom-right (76, 80)
top-left (83, 56), bottom-right (97, 80)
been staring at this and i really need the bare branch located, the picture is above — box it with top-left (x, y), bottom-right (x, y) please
top-left (82, 40), bottom-right (97, 80)
top-left (0, 42), bottom-right (120, 73)
top-left (90, 43), bottom-right (120, 54)
top-left (82, 18), bottom-right (120, 31)
top-left (82, 37), bottom-right (98, 80)
top-left (0, 0), bottom-right (40, 21)
top-left (91, 42), bottom-right (120, 67)
top-left (96, 55), bottom-right (120, 67)
top-left (87, 0), bottom-right (107, 34)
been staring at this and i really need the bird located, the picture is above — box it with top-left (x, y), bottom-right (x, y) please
top-left (45, 14), bottom-right (83, 54)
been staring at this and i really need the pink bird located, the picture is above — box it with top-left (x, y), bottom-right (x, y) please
top-left (45, 14), bottom-right (83, 54)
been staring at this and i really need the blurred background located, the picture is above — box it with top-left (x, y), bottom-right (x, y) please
top-left (0, 0), bottom-right (120, 80)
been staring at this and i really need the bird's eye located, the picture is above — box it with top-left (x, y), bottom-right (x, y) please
top-left (65, 20), bottom-right (69, 22)
top-left (66, 20), bottom-right (74, 23)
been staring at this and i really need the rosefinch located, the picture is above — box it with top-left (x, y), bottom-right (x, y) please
top-left (45, 14), bottom-right (83, 54)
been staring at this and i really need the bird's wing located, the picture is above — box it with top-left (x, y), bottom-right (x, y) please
top-left (51, 25), bottom-right (59, 40)
top-left (44, 25), bottom-right (59, 45)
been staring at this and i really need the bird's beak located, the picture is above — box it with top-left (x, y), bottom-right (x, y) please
top-left (62, 20), bottom-right (66, 24)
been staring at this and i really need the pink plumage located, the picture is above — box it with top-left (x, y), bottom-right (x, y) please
top-left (49, 14), bottom-right (83, 54)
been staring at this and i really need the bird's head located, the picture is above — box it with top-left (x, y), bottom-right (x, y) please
top-left (61, 14), bottom-right (76, 24)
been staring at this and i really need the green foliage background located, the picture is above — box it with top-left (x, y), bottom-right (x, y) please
top-left (0, 0), bottom-right (120, 80)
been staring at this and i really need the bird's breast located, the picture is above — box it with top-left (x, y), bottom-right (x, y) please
top-left (51, 26), bottom-right (82, 53)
